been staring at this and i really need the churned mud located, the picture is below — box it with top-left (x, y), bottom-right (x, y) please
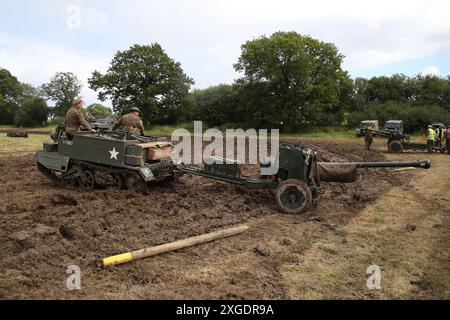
top-left (0, 139), bottom-right (423, 299)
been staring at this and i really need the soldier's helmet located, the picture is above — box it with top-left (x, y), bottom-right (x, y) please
top-left (130, 107), bottom-right (141, 114)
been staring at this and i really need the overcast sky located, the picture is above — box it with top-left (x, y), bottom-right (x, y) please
top-left (1, 0), bottom-right (450, 106)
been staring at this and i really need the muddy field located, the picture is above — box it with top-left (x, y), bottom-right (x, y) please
top-left (0, 139), bottom-right (424, 299)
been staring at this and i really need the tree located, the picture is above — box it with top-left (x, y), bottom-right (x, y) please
top-left (412, 74), bottom-right (448, 108)
top-left (86, 103), bottom-right (112, 119)
top-left (14, 97), bottom-right (49, 127)
top-left (19, 83), bottom-right (39, 100)
top-left (234, 32), bottom-right (350, 132)
top-left (0, 96), bottom-right (16, 125)
top-left (364, 74), bottom-right (410, 103)
top-left (0, 67), bottom-right (22, 103)
top-left (40, 72), bottom-right (82, 117)
top-left (186, 84), bottom-right (239, 127)
top-left (0, 67), bottom-right (23, 124)
top-left (88, 44), bottom-right (194, 125)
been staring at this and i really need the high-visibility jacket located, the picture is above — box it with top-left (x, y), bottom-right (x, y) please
top-left (427, 128), bottom-right (436, 141)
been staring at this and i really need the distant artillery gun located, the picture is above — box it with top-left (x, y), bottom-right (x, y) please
top-left (369, 129), bottom-right (447, 153)
top-left (87, 117), bottom-right (117, 131)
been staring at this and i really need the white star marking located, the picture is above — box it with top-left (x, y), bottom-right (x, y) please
top-left (109, 147), bottom-right (119, 160)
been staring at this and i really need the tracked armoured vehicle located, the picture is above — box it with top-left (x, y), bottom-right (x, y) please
top-left (35, 125), bottom-right (175, 189)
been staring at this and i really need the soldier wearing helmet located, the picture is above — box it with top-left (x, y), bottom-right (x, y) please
top-left (112, 107), bottom-right (145, 135)
top-left (65, 98), bottom-right (96, 140)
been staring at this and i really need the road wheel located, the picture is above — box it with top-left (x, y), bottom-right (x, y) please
top-left (63, 176), bottom-right (79, 188)
top-left (80, 170), bottom-right (96, 190)
top-left (388, 140), bottom-right (403, 153)
top-left (112, 174), bottom-right (124, 189)
top-left (124, 174), bottom-right (141, 189)
top-left (275, 179), bottom-right (312, 214)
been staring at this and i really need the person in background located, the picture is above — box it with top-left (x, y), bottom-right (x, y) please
top-left (435, 127), bottom-right (441, 148)
top-left (439, 126), bottom-right (445, 149)
top-left (365, 128), bottom-right (373, 151)
top-left (445, 125), bottom-right (450, 155)
top-left (426, 125), bottom-right (436, 153)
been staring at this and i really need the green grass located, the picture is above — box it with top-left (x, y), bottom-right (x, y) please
top-left (144, 123), bottom-right (196, 136)
top-left (144, 125), bottom-right (358, 139)
top-left (0, 124), bottom-right (56, 132)
top-left (0, 133), bottom-right (49, 155)
top-left (282, 128), bottom-right (356, 139)
top-left (0, 123), bottom-right (427, 142)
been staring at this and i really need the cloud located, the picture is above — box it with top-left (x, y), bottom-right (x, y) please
top-left (0, 32), bottom-right (110, 106)
top-left (1, 0), bottom-right (450, 90)
top-left (109, 0), bottom-right (450, 76)
top-left (422, 66), bottom-right (440, 76)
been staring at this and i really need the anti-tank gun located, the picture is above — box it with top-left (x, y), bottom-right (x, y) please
top-left (176, 143), bottom-right (431, 214)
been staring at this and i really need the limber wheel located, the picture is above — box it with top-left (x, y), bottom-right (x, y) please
top-left (388, 140), bottom-right (403, 153)
top-left (80, 170), bottom-right (96, 190)
top-left (275, 179), bottom-right (312, 214)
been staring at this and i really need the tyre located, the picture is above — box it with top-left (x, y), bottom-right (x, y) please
top-left (275, 179), bottom-right (312, 214)
top-left (388, 140), bottom-right (403, 153)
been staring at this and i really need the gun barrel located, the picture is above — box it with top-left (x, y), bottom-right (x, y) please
top-left (354, 159), bottom-right (431, 169)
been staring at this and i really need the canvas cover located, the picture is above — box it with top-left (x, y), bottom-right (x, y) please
top-left (317, 162), bottom-right (358, 183)
top-left (139, 141), bottom-right (173, 161)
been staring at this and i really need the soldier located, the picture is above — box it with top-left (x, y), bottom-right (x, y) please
top-left (65, 99), bottom-right (95, 140)
top-left (364, 128), bottom-right (373, 151)
top-left (112, 107), bottom-right (145, 136)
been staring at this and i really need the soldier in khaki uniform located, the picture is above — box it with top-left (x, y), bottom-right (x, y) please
top-left (112, 107), bottom-right (145, 135)
top-left (364, 128), bottom-right (373, 151)
top-left (65, 99), bottom-right (95, 139)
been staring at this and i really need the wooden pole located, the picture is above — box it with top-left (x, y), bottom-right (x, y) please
top-left (101, 225), bottom-right (249, 267)
top-left (394, 167), bottom-right (417, 172)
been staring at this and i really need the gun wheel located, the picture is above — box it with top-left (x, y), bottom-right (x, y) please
top-left (388, 140), bottom-right (403, 153)
top-left (275, 179), bottom-right (312, 214)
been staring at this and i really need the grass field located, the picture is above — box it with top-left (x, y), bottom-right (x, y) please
top-left (0, 133), bottom-right (48, 156)
top-left (0, 124), bottom-right (426, 142)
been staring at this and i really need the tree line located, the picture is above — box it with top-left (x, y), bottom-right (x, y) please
top-left (0, 70), bottom-right (111, 127)
top-left (1, 31), bottom-right (449, 132)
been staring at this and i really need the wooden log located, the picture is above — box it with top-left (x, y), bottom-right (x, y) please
top-left (101, 225), bottom-right (249, 267)
top-left (393, 167), bottom-right (416, 172)
top-left (7, 130), bottom-right (28, 138)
